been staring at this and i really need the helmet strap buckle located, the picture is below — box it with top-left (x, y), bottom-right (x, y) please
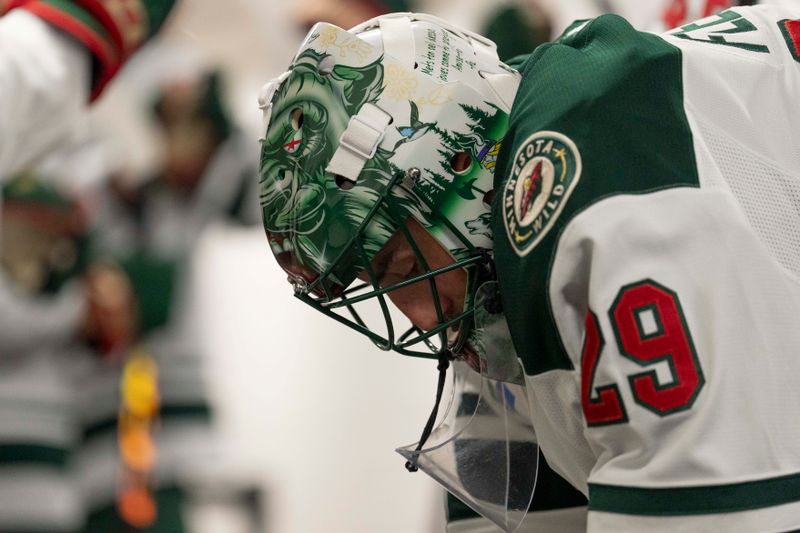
top-left (326, 103), bottom-right (391, 181)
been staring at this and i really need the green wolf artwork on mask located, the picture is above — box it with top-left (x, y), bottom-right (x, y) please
top-left (259, 25), bottom-right (509, 290)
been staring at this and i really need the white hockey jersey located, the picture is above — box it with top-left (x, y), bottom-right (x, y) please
top-left (492, 5), bottom-right (800, 532)
top-left (0, 10), bottom-right (89, 180)
top-left (0, 276), bottom-right (87, 532)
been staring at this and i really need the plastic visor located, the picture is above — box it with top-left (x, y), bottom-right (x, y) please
top-left (396, 282), bottom-right (538, 532)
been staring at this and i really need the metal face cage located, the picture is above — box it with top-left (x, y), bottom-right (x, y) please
top-left (272, 168), bottom-right (492, 361)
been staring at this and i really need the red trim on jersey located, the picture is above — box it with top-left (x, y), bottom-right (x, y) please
top-left (23, 2), bottom-right (121, 100)
top-left (785, 19), bottom-right (800, 56)
top-left (73, 0), bottom-right (125, 52)
top-left (663, 0), bottom-right (687, 30)
top-left (702, 0), bottom-right (730, 18)
top-left (73, 0), bottom-right (147, 57)
top-left (663, 0), bottom-right (732, 30)
top-left (23, 2), bottom-right (118, 71)
top-left (0, 0), bottom-right (27, 15)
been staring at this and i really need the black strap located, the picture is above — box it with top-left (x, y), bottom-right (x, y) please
top-left (405, 351), bottom-right (450, 472)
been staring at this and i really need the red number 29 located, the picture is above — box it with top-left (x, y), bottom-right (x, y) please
top-left (582, 280), bottom-right (705, 426)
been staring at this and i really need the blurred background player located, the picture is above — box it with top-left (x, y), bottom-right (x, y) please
top-left (0, 173), bottom-right (117, 533)
top-left (0, 1), bottom-right (266, 532)
top-left (76, 65), bottom-right (260, 533)
top-left (0, 174), bottom-right (86, 533)
top-left (293, 0), bottom-right (551, 61)
top-left (0, 0), bottom-right (179, 179)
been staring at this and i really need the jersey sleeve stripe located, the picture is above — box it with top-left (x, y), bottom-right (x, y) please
top-left (0, 444), bottom-right (69, 468)
top-left (588, 470), bottom-right (800, 516)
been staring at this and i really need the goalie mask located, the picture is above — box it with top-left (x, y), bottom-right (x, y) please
top-left (259, 13), bottom-right (520, 356)
top-left (258, 14), bottom-right (537, 531)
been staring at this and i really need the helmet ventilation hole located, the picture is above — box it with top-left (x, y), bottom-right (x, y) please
top-left (290, 108), bottom-right (304, 130)
top-left (450, 151), bottom-right (472, 174)
top-left (335, 174), bottom-right (356, 190)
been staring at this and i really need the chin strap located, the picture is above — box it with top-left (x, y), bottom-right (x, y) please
top-left (405, 349), bottom-right (451, 472)
top-left (405, 253), bottom-right (495, 472)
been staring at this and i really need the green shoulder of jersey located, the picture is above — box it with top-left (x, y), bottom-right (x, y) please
top-left (491, 14), bottom-right (700, 375)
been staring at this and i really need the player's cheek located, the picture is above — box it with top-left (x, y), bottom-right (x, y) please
top-left (385, 280), bottom-right (448, 332)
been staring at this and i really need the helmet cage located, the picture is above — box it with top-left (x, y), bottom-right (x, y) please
top-left (287, 169), bottom-right (490, 360)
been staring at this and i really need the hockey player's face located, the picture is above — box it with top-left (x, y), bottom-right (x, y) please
top-left (360, 218), bottom-right (467, 332)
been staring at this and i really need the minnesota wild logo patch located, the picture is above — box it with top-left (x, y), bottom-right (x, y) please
top-left (502, 131), bottom-right (581, 257)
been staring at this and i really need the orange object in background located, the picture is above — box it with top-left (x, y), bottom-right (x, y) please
top-left (119, 423), bottom-right (157, 472)
top-left (117, 349), bottom-right (160, 528)
top-left (118, 485), bottom-right (157, 528)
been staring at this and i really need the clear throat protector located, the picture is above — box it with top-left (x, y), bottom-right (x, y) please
top-left (397, 281), bottom-right (538, 533)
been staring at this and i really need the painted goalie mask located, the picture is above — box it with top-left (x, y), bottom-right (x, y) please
top-left (259, 13), bottom-right (519, 356)
top-left (259, 14), bottom-right (538, 532)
